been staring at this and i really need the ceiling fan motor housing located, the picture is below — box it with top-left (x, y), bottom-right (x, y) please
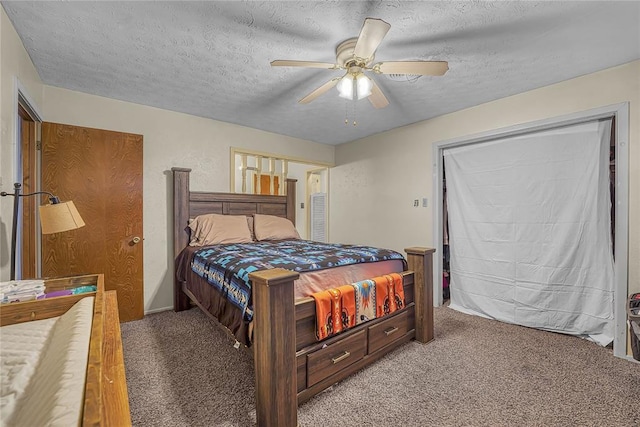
top-left (336, 38), bottom-right (374, 68)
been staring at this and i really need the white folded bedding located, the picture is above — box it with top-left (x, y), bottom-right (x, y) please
top-left (0, 297), bottom-right (94, 426)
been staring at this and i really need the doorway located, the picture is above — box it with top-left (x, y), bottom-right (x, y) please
top-left (306, 168), bottom-right (329, 242)
top-left (17, 105), bottom-right (38, 278)
top-left (12, 84), bottom-right (44, 280)
top-left (432, 103), bottom-right (630, 359)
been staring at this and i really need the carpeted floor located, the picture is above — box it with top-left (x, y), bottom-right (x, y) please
top-left (120, 307), bottom-right (640, 427)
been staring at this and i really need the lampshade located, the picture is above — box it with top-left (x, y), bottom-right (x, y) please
top-left (39, 201), bottom-right (85, 235)
top-left (336, 74), bottom-right (355, 100)
top-left (356, 74), bottom-right (373, 99)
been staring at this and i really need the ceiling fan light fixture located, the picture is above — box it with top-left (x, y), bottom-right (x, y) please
top-left (356, 74), bottom-right (373, 99)
top-left (337, 75), bottom-right (355, 100)
top-left (274, 18), bottom-right (447, 108)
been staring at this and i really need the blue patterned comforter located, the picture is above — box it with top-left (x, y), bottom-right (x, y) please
top-left (190, 239), bottom-right (406, 322)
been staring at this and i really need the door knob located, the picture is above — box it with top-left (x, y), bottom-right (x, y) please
top-left (132, 236), bottom-right (141, 244)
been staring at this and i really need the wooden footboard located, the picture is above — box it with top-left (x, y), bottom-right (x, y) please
top-left (249, 247), bottom-right (434, 427)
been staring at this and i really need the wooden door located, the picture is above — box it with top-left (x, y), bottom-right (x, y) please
top-left (41, 123), bottom-right (143, 321)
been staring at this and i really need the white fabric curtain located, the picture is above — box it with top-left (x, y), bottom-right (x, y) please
top-left (445, 120), bottom-right (614, 345)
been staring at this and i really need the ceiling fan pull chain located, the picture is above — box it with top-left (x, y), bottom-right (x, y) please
top-left (353, 99), bottom-right (357, 126)
top-left (344, 99), bottom-right (349, 125)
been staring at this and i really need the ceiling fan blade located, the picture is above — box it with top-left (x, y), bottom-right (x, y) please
top-left (353, 18), bottom-right (391, 61)
top-left (299, 78), bottom-right (341, 104)
top-left (376, 61), bottom-right (449, 76)
top-left (368, 78), bottom-right (389, 109)
top-left (271, 60), bottom-right (338, 69)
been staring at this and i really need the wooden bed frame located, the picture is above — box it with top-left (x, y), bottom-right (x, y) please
top-left (172, 167), bottom-right (434, 427)
top-left (0, 274), bottom-right (131, 426)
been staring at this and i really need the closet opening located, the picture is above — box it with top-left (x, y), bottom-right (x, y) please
top-left (443, 118), bottom-right (617, 307)
top-left (432, 103), bottom-right (629, 359)
top-left (442, 158), bottom-right (449, 302)
top-left (610, 117), bottom-right (616, 257)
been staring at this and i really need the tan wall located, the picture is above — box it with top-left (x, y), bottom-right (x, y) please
top-left (332, 60), bottom-right (639, 297)
top-left (42, 86), bottom-right (334, 312)
top-left (0, 9), bottom-right (45, 281)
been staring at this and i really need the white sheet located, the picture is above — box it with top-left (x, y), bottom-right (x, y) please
top-left (445, 120), bottom-right (614, 345)
top-left (1, 297), bottom-right (94, 426)
top-left (1, 317), bottom-right (58, 421)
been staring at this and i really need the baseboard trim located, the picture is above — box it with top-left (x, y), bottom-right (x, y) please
top-left (623, 355), bottom-right (640, 364)
top-left (144, 306), bottom-right (173, 315)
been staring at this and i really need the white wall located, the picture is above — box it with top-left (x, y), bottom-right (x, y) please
top-left (331, 60), bottom-right (640, 300)
top-left (0, 8), bottom-right (45, 281)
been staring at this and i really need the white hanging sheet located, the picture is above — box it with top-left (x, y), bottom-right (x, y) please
top-left (445, 120), bottom-right (614, 345)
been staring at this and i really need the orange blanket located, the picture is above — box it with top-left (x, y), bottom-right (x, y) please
top-left (373, 273), bottom-right (405, 317)
top-left (311, 273), bottom-right (405, 340)
top-left (312, 285), bottom-right (356, 340)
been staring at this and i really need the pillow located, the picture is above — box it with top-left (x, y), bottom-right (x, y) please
top-left (188, 214), bottom-right (253, 246)
top-left (253, 214), bottom-right (300, 241)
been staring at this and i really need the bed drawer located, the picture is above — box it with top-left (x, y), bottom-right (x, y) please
top-left (306, 329), bottom-right (366, 387)
top-left (368, 310), bottom-right (408, 354)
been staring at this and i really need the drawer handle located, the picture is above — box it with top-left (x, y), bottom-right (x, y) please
top-left (331, 351), bottom-right (351, 364)
top-left (384, 326), bottom-right (399, 336)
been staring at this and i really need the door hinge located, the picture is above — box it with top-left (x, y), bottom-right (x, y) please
top-left (36, 140), bottom-right (42, 150)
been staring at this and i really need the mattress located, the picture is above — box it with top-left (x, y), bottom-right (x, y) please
top-left (293, 259), bottom-right (404, 298)
top-left (176, 240), bottom-right (405, 345)
top-left (0, 297), bottom-right (94, 427)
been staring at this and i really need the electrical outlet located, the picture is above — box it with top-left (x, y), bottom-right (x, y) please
top-left (300, 202), bottom-right (304, 209)
top-left (413, 199), bottom-right (419, 207)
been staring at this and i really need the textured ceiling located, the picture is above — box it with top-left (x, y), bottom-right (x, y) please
top-left (3, 1), bottom-right (640, 145)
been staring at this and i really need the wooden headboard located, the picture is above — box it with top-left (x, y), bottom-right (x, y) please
top-left (171, 167), bottom-right (297, 261)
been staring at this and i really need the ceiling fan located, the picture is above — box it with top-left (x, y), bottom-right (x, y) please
top-left (271, 18), bottom-right (449, 109)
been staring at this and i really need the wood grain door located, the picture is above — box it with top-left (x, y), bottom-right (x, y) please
top-left (41, 123), bottom-right (143, 322)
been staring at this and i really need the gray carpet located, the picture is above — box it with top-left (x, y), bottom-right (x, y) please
top-left (121, 307), bottom-right (640, 426)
